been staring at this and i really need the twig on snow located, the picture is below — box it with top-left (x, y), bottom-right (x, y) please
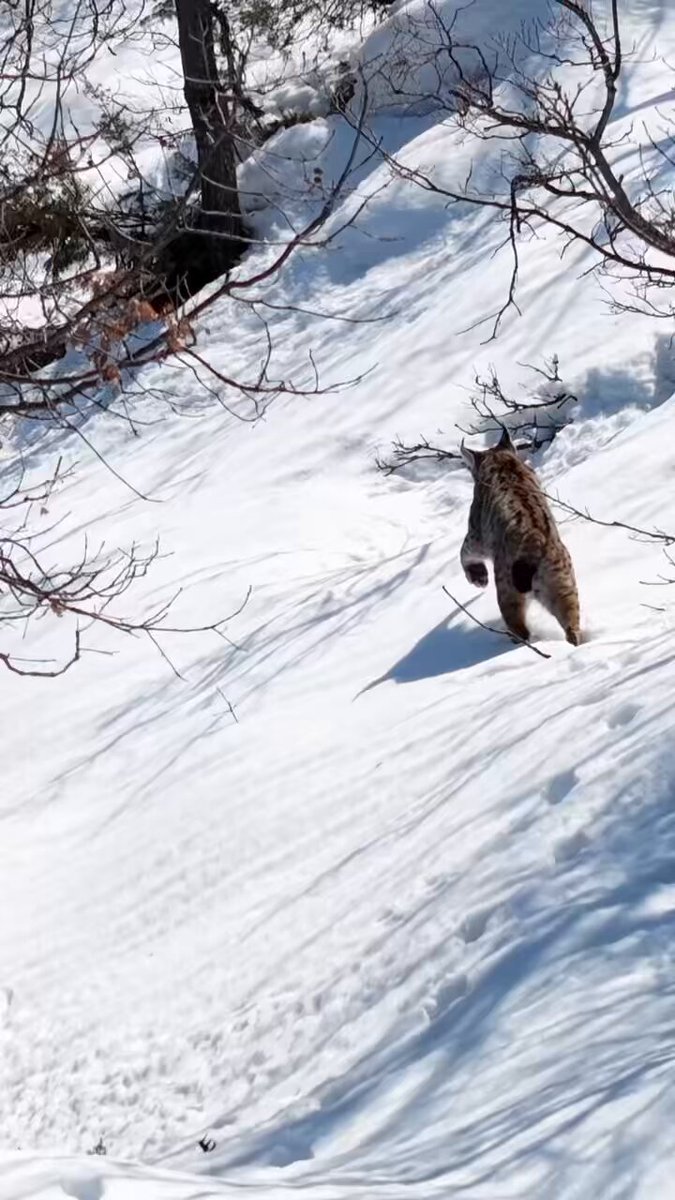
top-left (442, 584), bottom-right (552, 659)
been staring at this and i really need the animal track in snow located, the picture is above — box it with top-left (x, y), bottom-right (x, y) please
top-left (607, 702), bottom-right (641, 729)
top-left (547, 769), bottom-right (578, 806)
top-left (379, 905), bottom-right (404, 928)
top-left (422, 973), bottom-right (469, 1021)
top-left (423, 871), bottom-right (454, 899)
top-left (60, 1177), bottom-right (104, 1200)
top-left (458, 906), bottom-right (493, 944)
top-left (554, 829), bottom-right (591, 863)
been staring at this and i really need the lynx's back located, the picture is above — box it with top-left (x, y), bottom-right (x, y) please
top-left (475, 451), bottom-right (556, 565)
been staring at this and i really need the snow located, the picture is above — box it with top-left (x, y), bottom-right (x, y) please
top-left (2, 1), bottom-right (675, 1198)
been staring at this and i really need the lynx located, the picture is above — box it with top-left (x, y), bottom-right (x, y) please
top-left (460, 427), bottom-right (580, 646)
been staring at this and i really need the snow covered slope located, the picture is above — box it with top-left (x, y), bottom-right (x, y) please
top-left (3, 2), bottom-right (675, 1198)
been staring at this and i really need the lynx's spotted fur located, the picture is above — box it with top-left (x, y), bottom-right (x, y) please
top-left (460, 427), bottom-right (580, 646)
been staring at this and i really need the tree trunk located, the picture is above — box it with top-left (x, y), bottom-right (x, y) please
top-left (174, 0), bottom-right (243, 282)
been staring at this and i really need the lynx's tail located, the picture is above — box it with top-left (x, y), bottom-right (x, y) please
top-left (512, 557), bottom-right (540, 594)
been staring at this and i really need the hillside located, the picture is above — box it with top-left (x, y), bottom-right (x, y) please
top-left (2, 2), bottom-right (675, 1198)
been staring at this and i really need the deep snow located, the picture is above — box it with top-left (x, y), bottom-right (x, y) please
top-left (2, 1), bottom-right (675, 1198)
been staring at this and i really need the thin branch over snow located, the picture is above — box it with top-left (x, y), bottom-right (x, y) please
top-left (0, 1), bottom-right (384, 676)
top-left (442, 584), bottom-right (552, 659)
top-left (356, 0), bottom-right (675, 328)
top-left (0, 457), bottom-right (252, 677)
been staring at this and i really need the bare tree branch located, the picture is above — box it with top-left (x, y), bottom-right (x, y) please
top-left (442, 584), bottom-right (552, 659)
top-left (355, 0), bottom-right (675, 326)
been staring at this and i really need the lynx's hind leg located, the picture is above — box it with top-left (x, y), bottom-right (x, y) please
top-left (495, 559), bottom-right (531, 643)
top-left (537, 560), bottom-right (580, 646)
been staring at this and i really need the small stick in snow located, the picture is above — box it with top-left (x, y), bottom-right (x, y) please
top-left (217, 687), bottom-right (239, 724)
top-left (442, 585), bottom-right (552, 660)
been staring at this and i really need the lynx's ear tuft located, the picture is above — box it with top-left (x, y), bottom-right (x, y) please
top-left (460, 438), bottom-right (482, 476)
top-left (496, 424), bottom-right (515, 451)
